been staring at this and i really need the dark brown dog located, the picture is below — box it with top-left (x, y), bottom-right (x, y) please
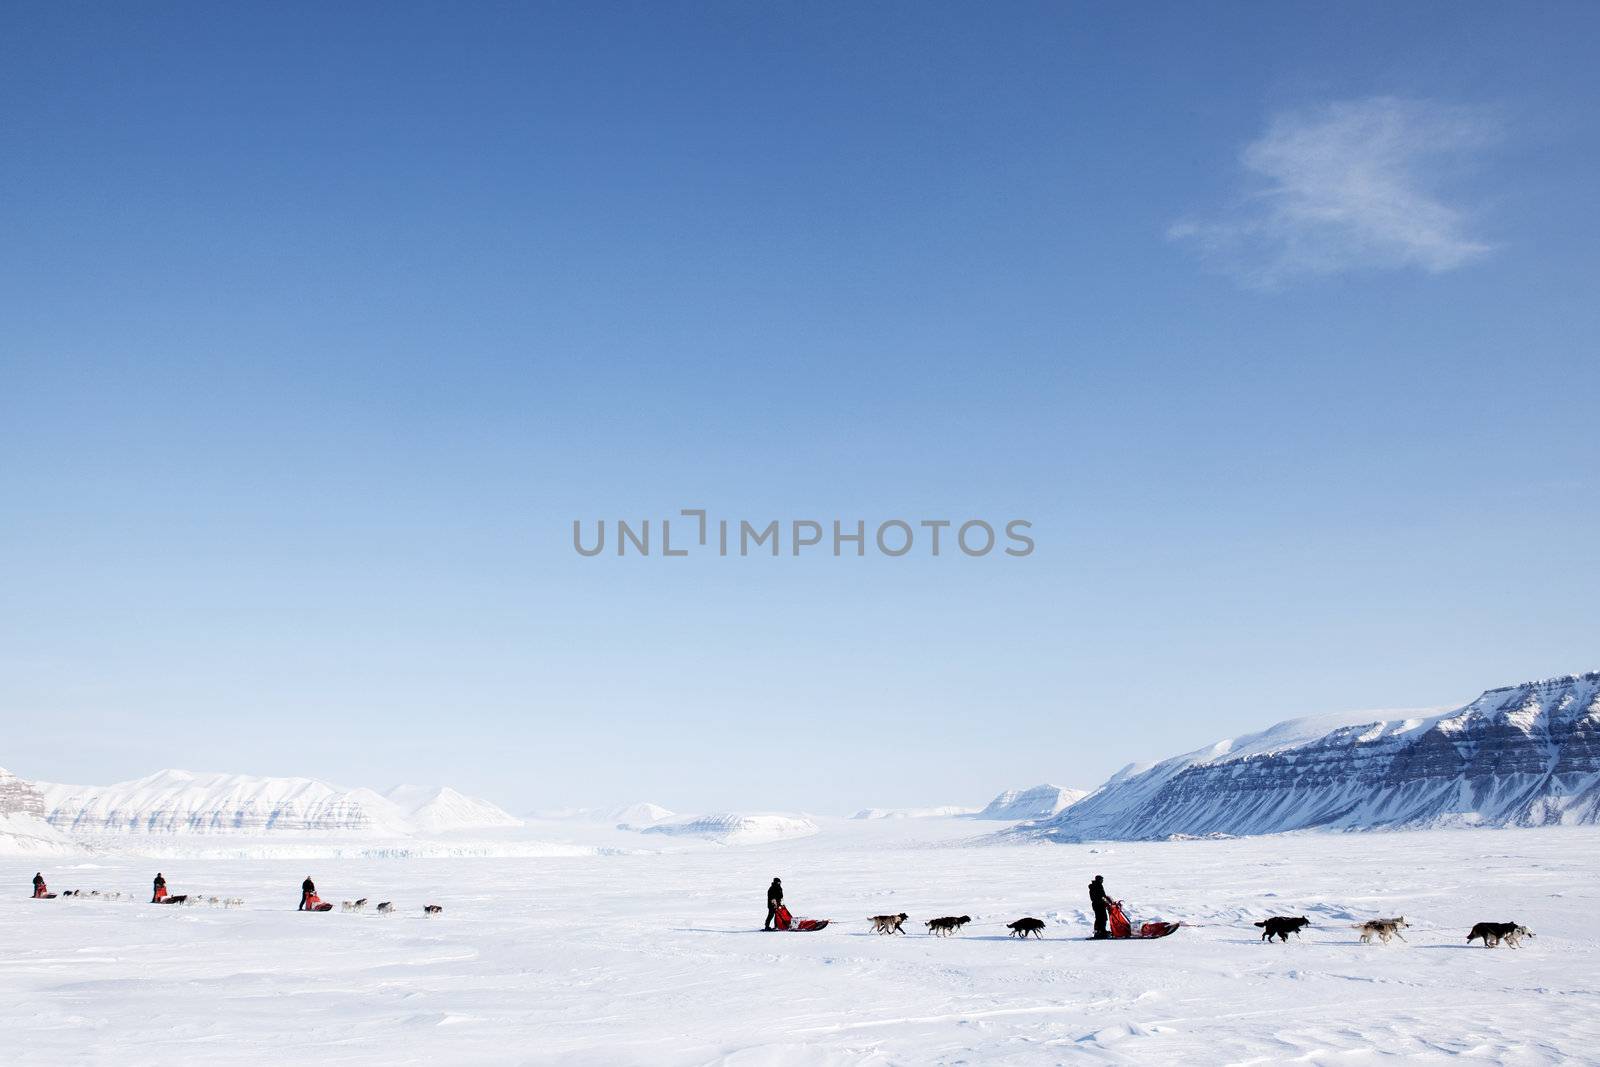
top-left (926, 915), bottom-right (971, 937)
top-left (1007, 917), bottom-right (1046, 939)
top-left (1254, 916), bottom-right (1310, 942)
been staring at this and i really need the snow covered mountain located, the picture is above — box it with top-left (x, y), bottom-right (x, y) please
top-left (533, 802), bottom-right (675, 826)
top-left (0, 767), bottom-right (73, 855)
top-left (384, 785), bottom-right (523, 833)
top-left (971, 784), bottom-right (1087, 821)
top-left (39, 770), bottom-right (518, 837)
top-left (639, 813), bottom-right (819, 844)
top-left (850, 805), bottom-right (978, 820)
top-left (1019, 672), bottom-right (1600, 842)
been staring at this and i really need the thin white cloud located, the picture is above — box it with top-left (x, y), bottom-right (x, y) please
top-left (1171, 97), bottom-right (1499, 288)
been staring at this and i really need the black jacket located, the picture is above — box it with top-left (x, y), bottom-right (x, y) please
top-left (302, 878), bottom-right (315, 896)
top-left (1089, 881), bottom-right (1107, 907)
top-left (767, 880), bottom-right (783, 904)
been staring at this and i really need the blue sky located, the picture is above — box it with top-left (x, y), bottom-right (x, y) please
top-left (3, 3), bottom-right (1597, 813)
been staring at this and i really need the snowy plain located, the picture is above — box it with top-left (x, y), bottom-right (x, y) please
top-left (4, 818), bottom-right (1598, 1066)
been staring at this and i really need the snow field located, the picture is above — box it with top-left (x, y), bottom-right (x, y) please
top-left (3, 822), bottom-right (1598, 1065)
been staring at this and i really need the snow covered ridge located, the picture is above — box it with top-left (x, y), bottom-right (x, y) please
top-left (971, 784), bottom-right (1087, 820)
top-left (37, 770), bottom-right (522, 836)
top-left (1018, 671), bottom-right (1600, 842)
top-left (532, 801), bottom-right (675, 826)
top-left (639, 813), bottom-right (819, 843)
top-left (850, 805), bottom-right (979, 820)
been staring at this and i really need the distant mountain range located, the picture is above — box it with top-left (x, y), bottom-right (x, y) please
top-left (26, 769), bottom-right (521, 838)
top-left (531, 802), bottom-right (676, 826)
top-left (1017, 672), bottom-right (1600, 842)
top-left (640, 812), bottom-right (819, 844)
top-left (8, 670), bottom-right (1598, 854)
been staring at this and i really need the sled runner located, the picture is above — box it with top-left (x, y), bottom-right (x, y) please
top-left (302, 893), bottom-right (334, 913)
top-left (772, 904), bottom-right (830, 932)
top-left (1094, 900), bottom-right (1179, 940)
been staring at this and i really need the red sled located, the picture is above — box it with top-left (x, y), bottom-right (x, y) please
top-left (33, 885), bottom-right (57, 900)
top-left (303, 893), bottom-right (334, 913)
top-left (153, 886), bottom-right (168, 903)
top-left (1100, 900), bottom-right (1179, 940)
top-left (773, 905), bottom-right (830, 932)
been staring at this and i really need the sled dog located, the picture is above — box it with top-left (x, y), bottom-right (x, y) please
top-left (1007, 917), bottom-right (1046, 939)
top-left (376, 901), bottom-right (394, 913)
top-left (1467, 922), bottom-right (1533, 948)
top-left (926, 915), bottom-right (971, 936)
top-left (423, 904), bottom-right (443, 915)
top-left (1352, 917), bottom-right (1409, 944)
top-left (1255, 916), bottom-right (1311, 942)
top-left (869, 913), bottom-right (909, 935)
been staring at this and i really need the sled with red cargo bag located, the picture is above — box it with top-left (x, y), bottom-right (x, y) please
top-left (32, 883), bottom-right (56, 900)
top-left (303, 893), bottom-right (334, 913)
top-left (1097, 899), bottom-right (1179, 940)
top-left (772, 905), bottom-right (830, 932)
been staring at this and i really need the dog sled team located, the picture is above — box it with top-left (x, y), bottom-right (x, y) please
top-left (25, 869), bottom-right (1538, 948)
top-left (29, 872), bottom-right (439, 916)
top-left (770, 872), bottom-right (1535, 948)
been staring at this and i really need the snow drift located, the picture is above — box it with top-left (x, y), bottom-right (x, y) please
top-left (1019, 672), bottom-right (1600, 842)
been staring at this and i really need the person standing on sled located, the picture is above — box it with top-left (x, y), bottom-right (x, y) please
top-left (32, 872), bottom-right (47, 898)
top-left (152, 872), bottom-right (167, 903)
top-left (299, 876), bottom-right (316, 911)
top-left (1089, 875), bottom-right (1110, 939)
top-left (764, 877), bottom-right (783, 930)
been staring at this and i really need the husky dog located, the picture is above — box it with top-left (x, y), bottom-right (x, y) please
top-left (869, 913), bottom-right (909, 935)
top-left (225, 897), bottom-right (243, 909)
top-left (1353, 917), bottom-right (1409, 944)
top-left (1007, 917), bottom-right (1046, 939)
top-left (1255, 916), bottom-right (1311, 942)
top-left (376, 901), bottom-right (394, 913)
top-left (926, 915), bottom-right (971, 937)
top-left (1467, 922), bottom-right (1533, 948)
top-left (423, 904), bottom-right (443, 915)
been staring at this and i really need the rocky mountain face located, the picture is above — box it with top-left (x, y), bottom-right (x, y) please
top-left (0, 767), bottom-right (72, 855)
top-left (0, 767), bottom-right (48, 818)
top-left (1021, 672), bottom-right (1600, 842)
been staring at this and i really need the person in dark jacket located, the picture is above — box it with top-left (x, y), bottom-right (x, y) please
top-left (1089, 875), bottom-right (1109, 939)
top-left (151, 873), bottom-right (167, 903)
top-left (299, 876), bottom-right (316, 911)
top-left (32, 872), bottom-right (47, 898)
top-left (764, 877), bottom-right (783, 930)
